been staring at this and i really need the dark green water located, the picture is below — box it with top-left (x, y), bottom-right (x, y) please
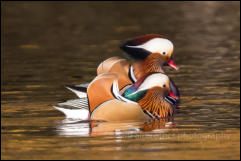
top-left (1, 1), bottom-right (240, 160)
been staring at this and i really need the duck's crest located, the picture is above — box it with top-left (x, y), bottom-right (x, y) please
top-left (120, 34), bottom-right (166, 60)
top-left (125, 34), bottom-right (166, 46)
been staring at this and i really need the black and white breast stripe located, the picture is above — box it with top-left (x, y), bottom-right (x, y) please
top-left (128, 65), bottom-right (137, 83)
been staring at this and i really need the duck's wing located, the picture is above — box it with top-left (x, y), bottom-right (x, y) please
top-left (97, 57), bottom-right (133, 89)
top-left (92, 81), bottom-right (152, 121)
top-left (67, 57), bottom-right (133, 99)
top-left (88, 73), bottom-right (150, 121)
top-left (97, 57), bottom-right (122, 75)
top-left (87, 73), bottom-right (134, 113)
top-left (53, 98), bottom-right (89, 120)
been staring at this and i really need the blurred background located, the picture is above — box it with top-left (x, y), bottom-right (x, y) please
top-left (1, 1), bottom-right (240, 160)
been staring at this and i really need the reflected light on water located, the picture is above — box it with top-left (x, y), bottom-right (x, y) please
top-left (1, 1), bottom-right (240, 160)
top-left (55, 119), bottom-right (174, 137)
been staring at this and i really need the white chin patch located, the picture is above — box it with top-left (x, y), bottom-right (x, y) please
top-left (127, 38), bottom-right (173, 54)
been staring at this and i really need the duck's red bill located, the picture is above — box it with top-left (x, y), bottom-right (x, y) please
top-left (167, 59), bottom-right (179, 70)
top-left (168, 92), bottom-right (179, 100)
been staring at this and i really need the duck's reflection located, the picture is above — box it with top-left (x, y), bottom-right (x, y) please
top-left (55, 118), bottom-right (175, 137)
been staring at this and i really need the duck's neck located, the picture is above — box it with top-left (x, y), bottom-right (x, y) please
top-left (132, 54), bottom-right (165, 80)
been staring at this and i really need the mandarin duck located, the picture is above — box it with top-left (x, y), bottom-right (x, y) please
top-left (68, 34), bottom-right (180, 105)
top-left (54, 72), bottom-right (178, 121)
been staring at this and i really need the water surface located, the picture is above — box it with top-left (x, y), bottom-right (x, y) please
top-left (1, 1), bottom-right (240, 160)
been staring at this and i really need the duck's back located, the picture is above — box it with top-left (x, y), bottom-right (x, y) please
top-left (87, 73), bottom-right (118, 113)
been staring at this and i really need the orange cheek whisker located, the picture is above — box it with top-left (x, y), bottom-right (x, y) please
top-left (138, 87), bottom-right (174, 118)
top-left (141, 53), bottom-right (165, 74)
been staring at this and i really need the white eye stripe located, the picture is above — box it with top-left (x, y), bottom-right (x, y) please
top-left (127, 38), bottom-right (173, 54)
top-left (137, 73), bottom-right (169, 92)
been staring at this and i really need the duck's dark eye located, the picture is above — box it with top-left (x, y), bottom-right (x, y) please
top-left (162, 52), bottom-right (166, 55)
top-left (163, 84), bottom-right (166, 88)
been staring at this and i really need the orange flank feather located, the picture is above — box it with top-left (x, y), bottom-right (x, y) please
top-left (97, 57), bottom-right (133, 89)
top-left (87, 73), bottom-right (118, 113)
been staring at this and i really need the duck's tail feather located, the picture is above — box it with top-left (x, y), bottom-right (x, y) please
top-left (53, 98), bottom-right (90, 120)
top-left (65, 83), bottom-right (89, 98)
